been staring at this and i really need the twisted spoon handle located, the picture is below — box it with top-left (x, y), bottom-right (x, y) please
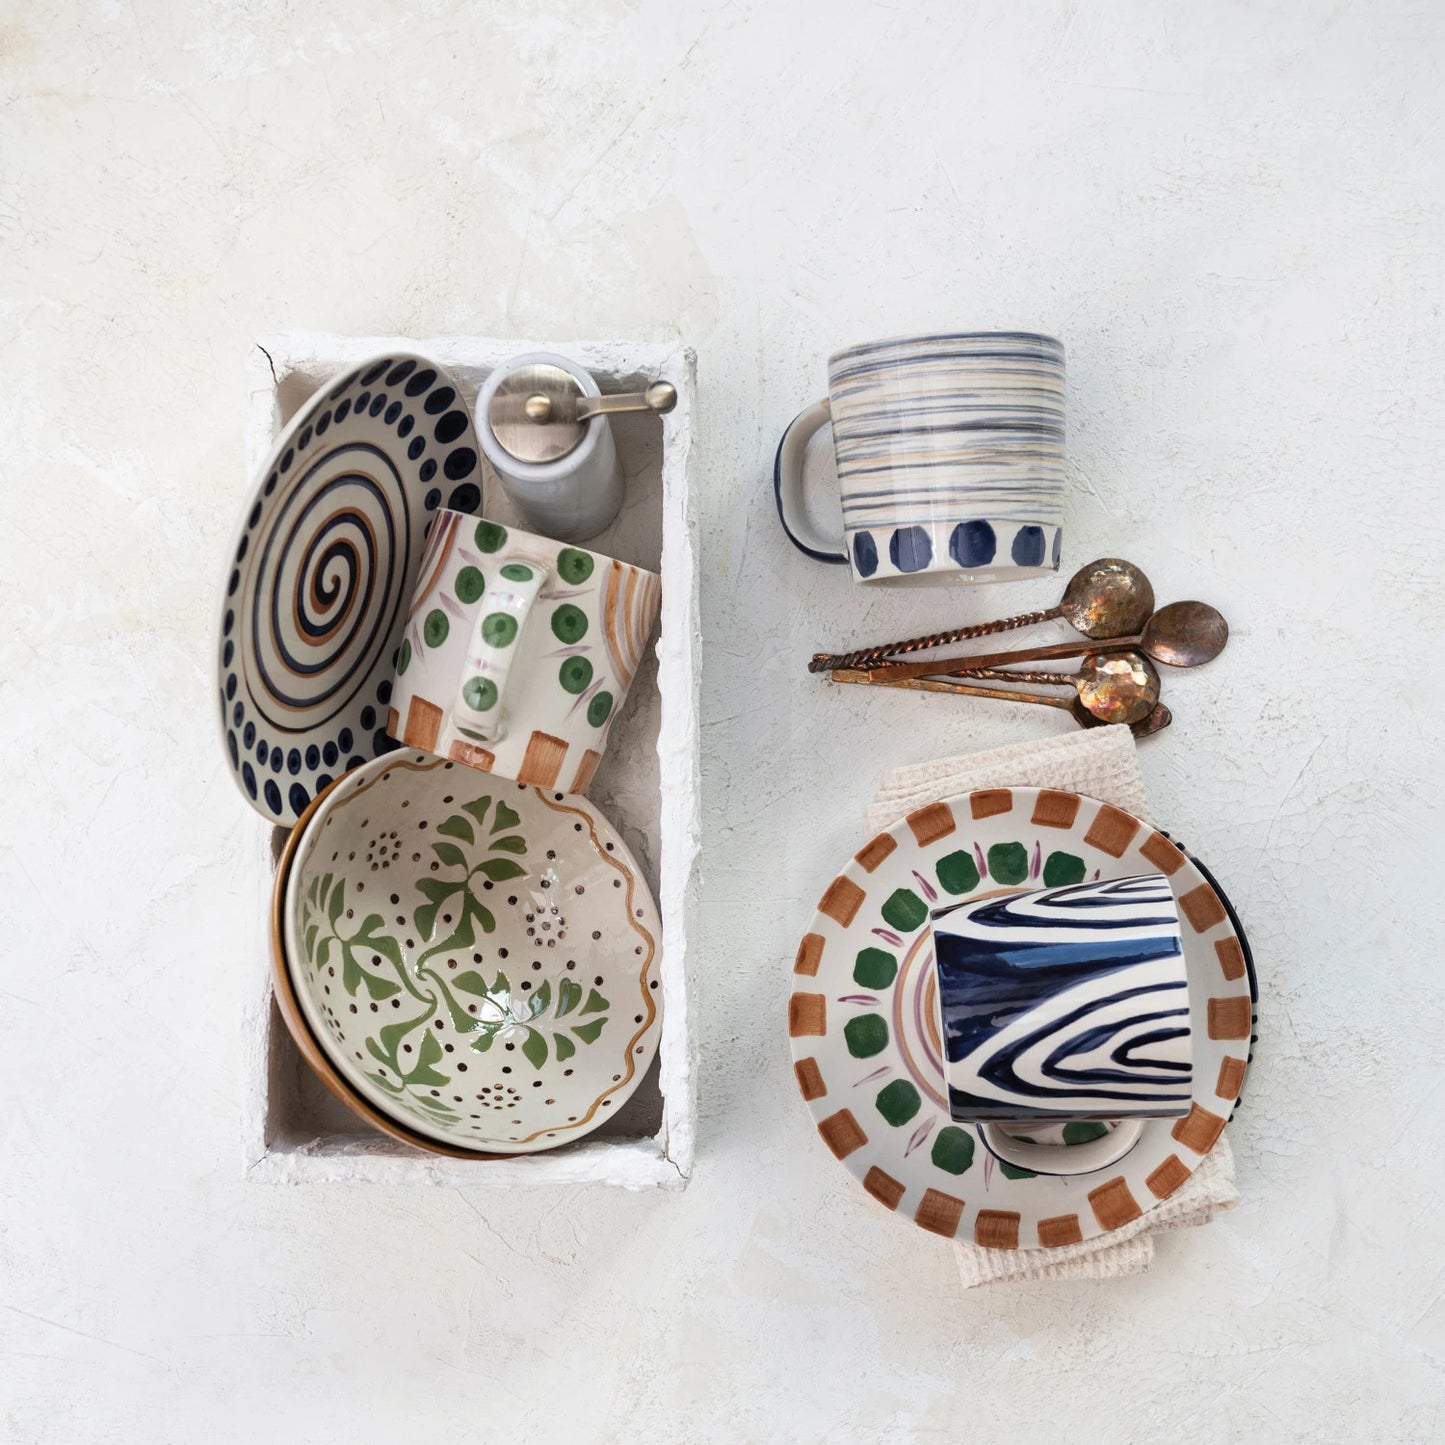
top-left (952, 666), bottom-right (1078, 687)
top-left (807, 605), bottom-right (1062, 673)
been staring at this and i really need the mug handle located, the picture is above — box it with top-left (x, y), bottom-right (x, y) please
top-left (976, 1118), bottom-right (1146, 1177)
top-left (772, 398), bottom-right (848, 564)
top-left (453, 558), bottom-right (550, 742)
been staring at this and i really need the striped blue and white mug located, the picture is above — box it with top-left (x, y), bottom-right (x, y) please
top-left (931, 873), bottom-right (1190, 1176)
top-left (773, 332), bottom-right (1066, 585)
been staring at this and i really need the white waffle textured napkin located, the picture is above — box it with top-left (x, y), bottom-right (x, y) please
top-left (867, 726), bottom-right (1239, 1286)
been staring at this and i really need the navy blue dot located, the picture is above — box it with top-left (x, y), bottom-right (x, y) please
top-left (424, 487), bottom-right (442, 510)
top-left (248, 501), bottom-right (262, 528)
top-left (288, 782), bottom-right (311, 816)
top-left (347, 755), bottom-right (366, 770)
top-left (287, 748), bottom-right (302, 775)
top-left (227, 569), bottom-right (239, 597)
top-left (232, 701), bottom-right (243, 728)
top-left (397, 415), bottom-right (414, 437)
top-left (316, 410), bottom-right (331, 435)
top-left (386, 359), bottom-right (417, 386)
top-left (222, 640), bottom-right (234, 667)
top-left (1052, 527), bottom-right (1063, 568)
top-left (408, 437), bottom-right (426, 461)
top-left (434, 410), bottom-right (468, 443)
top-left (1011, 525), bottom-right (1046, 567)
top-left (315, 773), bottom-right (333, 793)
top-left (368, 393), bottom-right (387, 417)
top-left (424, 386), bottom-right (455, 415)
top-left (264, 779), bottom-right (283, 814)
top-left (373, 729), bottom-right (399, 756)
top-left (420, 459), bottom-right (437, 482)
top-left (335, 399), bottom-right (352, 422)
top-left (337, 726), bottom-right (354, 752)
top-left (280, 447), bottom-right (294, 472)
top-left (405, 368), bottom-right (437, 396)
top-left (263, 472), bottom-right (278, 496)
top-left (360, 358), bottom-right (390, 385)
top-left (235, 534), bottom-right (248, 563)
top-left (224, 673), bottom-right (237, 700)
top-left (242, 763), bottom-right (258, 799)
top-left (305, 744), bottom-right (320, 770)
top-left (949, 520), bottom-right (997, 569)
top-left (376, 679), bottom-right (392, 705)
top-left (298, 424), bottom-right (313, 449)
top-left (852, 531), bottom-right (879, 577)
top-left (359, 706), bottom-right (376, 731)
top-left (447, 481), bottom-right (481, 511)
top-left (385, 400), bottom-right (402, 424)
top-left (890, 526), bottom-right (933, 573)
top-left (355, 391), bottom-right (371, 414)
top-left (270, 749), bottom-right (283, 774)
top-left (256, 740), bottom-right (268, 764)
top-left (243, 721), bottom-right (256, 748)
top-left (323, 741), bottom-right (338, 767)
top-left (444, 449), bottom-right (478, 482)
top-left (227, 731), bottom-right (238, 768)
top-left (223, 609), bottom-right (234, 636)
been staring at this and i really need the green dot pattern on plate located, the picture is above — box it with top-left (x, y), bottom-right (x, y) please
top-left (875, 1079), bottom-right (921, 1127)
top-left (1062, 1120), bottom-right (1110, 1144)
top-left (987, 842), bottom-right (1029, 886)
top-left (843, 1014), bottom-right (889, 1059)
top-left (423, 609), bottom-right (449, 648)
top-left (853, 947), bottom-right (897, 989)
top-left (481, 613), bottom-right (518, 647)
top-left (557, 548), bottom-right (594, 584)
top-left (931, 1126), bottom-right (975, 1175)
top-left (880, 888), bottom-right (928, 932)
top-left (550, 604), bottom-right (589, 643)
top-left (559, 656), bottom-right (594, 694)
top-left (396, 639), bottom-right (412, 675)
top-left (462, 677), bottom-right (498, 712)
top-left (936, 849), bottom-right (981, 894)
top-left (454, 565), bottom-right (485, 604)
top-left (500, 562), bottom-right (534, 582)
top-left (1042, 850), bottom-right (1086, 886)
top-left (997, 1159), bottom-right (1038, 1180)
top-left (474, 521), bottom-right (507, 553)
top-left (586, 691), bottom-right (614, 729)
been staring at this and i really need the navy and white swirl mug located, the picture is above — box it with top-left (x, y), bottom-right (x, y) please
top-left (932, 873), bottom-right (1190, 1176)
top-left (773, 332), bottom-right (1066, 585)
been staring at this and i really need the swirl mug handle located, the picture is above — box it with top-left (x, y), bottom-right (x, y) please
top-left (453, 558), bottom-right (550, 742)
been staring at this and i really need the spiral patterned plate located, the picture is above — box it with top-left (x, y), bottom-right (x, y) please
top-left (788, 788), bottom-right (1257, 1250)
top-left (217, 355), bottom-right (485, 824)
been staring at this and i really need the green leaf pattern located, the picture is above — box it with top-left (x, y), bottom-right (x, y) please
top-left (299, 793), bottom-right (612, 1132)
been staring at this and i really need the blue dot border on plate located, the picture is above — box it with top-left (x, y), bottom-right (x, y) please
top-left (216, 353), bottom-right (486, 827)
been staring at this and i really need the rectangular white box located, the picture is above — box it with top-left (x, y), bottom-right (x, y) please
top-left (240, 334), bottom-right (698, 1189)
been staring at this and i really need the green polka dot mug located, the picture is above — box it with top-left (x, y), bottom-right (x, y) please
top-left (386, 511), bottom-right (661, 794)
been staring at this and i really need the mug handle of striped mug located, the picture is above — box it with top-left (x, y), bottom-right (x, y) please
top-left (453, 558), bottom-right (550, 743)
top-left (772, 398), bottom-right (848, 564)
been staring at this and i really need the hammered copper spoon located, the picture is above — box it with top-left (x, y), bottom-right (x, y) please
top-left (830, 668), bottom-right (1173, 738)
top-left (955, 651), bottom-right (1162, 726)
top-left (864, 601), bottom-right (1228, 685)
top-left (808, 558), bottom-right (1154, 673)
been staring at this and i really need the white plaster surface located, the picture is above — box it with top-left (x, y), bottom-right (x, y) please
top-left (1, 2), bottom-right (1442, 1440)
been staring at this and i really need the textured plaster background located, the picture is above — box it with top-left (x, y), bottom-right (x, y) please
top-left (2, 2), bottom-right (1443, 1441)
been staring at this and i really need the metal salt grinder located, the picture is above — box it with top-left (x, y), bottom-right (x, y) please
top-left (476, 351), bottom-right (677, 544)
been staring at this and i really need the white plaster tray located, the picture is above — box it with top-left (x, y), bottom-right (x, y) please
top-left (240, 333), bottom-right (698, 1189)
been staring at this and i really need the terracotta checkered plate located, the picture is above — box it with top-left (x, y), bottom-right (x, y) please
top-left (788, 788), bottom-right (1256, 1250)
